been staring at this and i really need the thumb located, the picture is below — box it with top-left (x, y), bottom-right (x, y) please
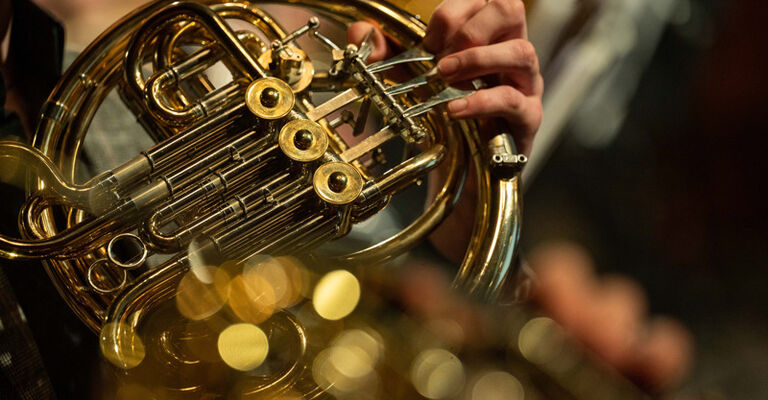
top-left (347, 21), bottom-right (389, 63)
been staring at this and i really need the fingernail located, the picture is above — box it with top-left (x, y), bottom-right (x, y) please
top-left (438, 57), bottom-right (459, 76)
top-left (448, 99), bottom-right (467, 114)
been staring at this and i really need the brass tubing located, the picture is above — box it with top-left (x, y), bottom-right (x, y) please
top-left (452, 127), bottom-right (492, 296)
top-left (159, 141), bottom-right (282, 203)
top-left (162, 130), bottom-right (263, 188)
top-left (146, 43), bottom-right (222, 106)
top-left (18, 196), bottom-right (64, 240)
top-left (154, 21), bottom-right (199, 107)
top-left (275, 214), bottom-right (340, 253)
top-left (0, 141), bottom-right (98, 207)
top-left (221, 205), bottom-right (307, 256)
top-left (104, 102), bottom-right (247, 193)
top-left (453, 176), bottom-right (521, 301)
top-left (217, 145), bottom-right (280, 187)
top-left (151, 141), bottom-right (279, 219)
top-left (213, 186), bottom-right (314, 255)
top-left (145, 171), bottom-right (291, 252)
top-left (358, 144), bottom-right (446, 201)
top-left (0, 199), bottom-right (136, 259)
top-left (156, 21), bottom-right (209, 70)
top-left (287, 216), bottom-right (342, 253)
top-left (105, 253), bottom-right (189, 332)
top-left (146, 74), bottom-right (245, 125)
top-left (195, 78), bottom-right (247, 116)
top-left (66, 68), bottom-right (123, 175)
top-left (143, 102), bottom-right (245, 171)
top-left (244, 213), bottom-right (334, 258)
top-left (223, 204), bottom-right (316, 258)
top-left (326, 121), bottom-right (466, 265)
top-left (208, 2), bottom-right (286, 41)
top-left (126, 1), bottom-right (266, 100)
top-left (144, 42), bottom-right (252, 126)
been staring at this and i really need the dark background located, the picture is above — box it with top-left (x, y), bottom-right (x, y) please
top-left (522, 0), bottom-right (768, 397)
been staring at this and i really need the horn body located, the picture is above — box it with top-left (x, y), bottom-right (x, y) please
top-left (1, 0), bottom-right (520, 338)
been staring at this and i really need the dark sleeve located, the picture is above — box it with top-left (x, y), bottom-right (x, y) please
top-left (2, 0), bottom-right (63, 139)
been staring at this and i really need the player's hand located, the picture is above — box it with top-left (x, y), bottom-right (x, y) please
top-left (348, 0), bottom-right (543, 155)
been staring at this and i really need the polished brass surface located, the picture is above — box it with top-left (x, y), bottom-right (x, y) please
top-left (312, 162), bottom-right (364, 205)
top-left (245, 77), bottom-right (295, 119)
top-left (258, 46), bottom-right (315, 93)
top-left (279, 119), bottom-right (329, 162)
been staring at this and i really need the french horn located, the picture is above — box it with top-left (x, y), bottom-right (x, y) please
top-left (0, 0), bottom-right (649, 399)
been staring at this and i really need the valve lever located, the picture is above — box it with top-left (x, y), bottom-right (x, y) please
top-left (368, 47), bottom-right (434, 73)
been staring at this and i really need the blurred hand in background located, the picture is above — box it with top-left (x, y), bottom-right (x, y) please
top-left (529, 241), bottom-right (693, 392)
top-left (396, 241), bottom-right (693, 393)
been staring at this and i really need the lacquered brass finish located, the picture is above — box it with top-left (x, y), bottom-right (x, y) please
top-left (245, 77), bottom-right (295, 119)
top-left (313, 162), bottom-right (364, 205)
top-left (279, 119), bottom-right (328, 162)
top-left (258, 46), bottom-right (315, 93)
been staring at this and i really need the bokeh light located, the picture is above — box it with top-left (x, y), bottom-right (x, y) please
top-left (243, 255), bottom-right (308, 309)
top-left (518, 317), bottom-right (563, 365)
top-left (217, 323), bottom-right (270, 371)
top-left (275, 256), bottom-right (312, 305)
top-left (312, 346), bottom-right (379, 395)
top-left (333, 329), bottom-right (383, 365)
top-left (228, 272), bottom-right (277, 324)
top-left (471, 371), bottom-right (525, 400)
top-left (312, 269), bottom-right (360, 320)
top-left (176, 265), bottom-right (230, 320)
top-left (410, 348), bottom-right (465, 399)
top-left (311, 327), bottom-right (383, 395)
top-left (100, 321), bottom-right (146, 369)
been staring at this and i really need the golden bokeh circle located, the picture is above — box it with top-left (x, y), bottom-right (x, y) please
top-left (228, 273), bottom-right (277, 324)
top-left (175, 265), bottom-right (230, 321)
top-left (245, 77), bottom-right (294, 120)
top-left (517, 317), bottom-right (564, 365)
top-left (312, 346), bottom-right (379, 395)
top-left (313, 162), bottom-right (364, 205)
top-left (275, 256), bottom-right (311, 305)
top-left (312, 269), bottom-right (361, 320)
top-left (471, 370), bottom-right (525, 400)
top-left (332, 328), bottom-right (383, 369)
top-left (410, 348), bottom-right (465, 399)
top-left (217, 323), bottom-right (270, 371)
top-left (278, 119), bottom-right (329, 162)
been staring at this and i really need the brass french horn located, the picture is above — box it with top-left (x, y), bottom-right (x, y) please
top-left (0, 0), bottom-right (522, 329)
top-left (0, 1), bottom-right (649, 399)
